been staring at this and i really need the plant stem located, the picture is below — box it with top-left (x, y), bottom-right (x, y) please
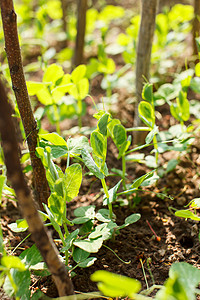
top-left (122, 155), bottom-right (127, 190)
top-left (140, 258), bottom-right (149, 289)
top-left (77, 98), bottom-right (82, 129)
top-left (153, 135), bottom-right (158, 166)
top-left (7, 271), bottom-right (19, 299)
top-left (53, 104), bottom-right (61, 135)
top-left (0, 0), bottom-right (50, 209)
top-left (101, 178), bottom-right (113, 219)
top-left (103, 244), bottom-right (131, 264)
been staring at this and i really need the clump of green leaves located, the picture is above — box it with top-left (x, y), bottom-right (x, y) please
top-left (27, 64), bottom-right (89, 133)
top-left (91, 262), bottom-right (200, 300)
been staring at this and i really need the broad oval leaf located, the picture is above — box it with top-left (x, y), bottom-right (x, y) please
top-left (98, 113), bottom-right (110, 136)
top-left (138, 101), bottom-right (154, 127)
top-left (73, 237), bottom-right (103, 253)
top-left (1, 256), bottom-right (26, 271)
top-left (142, 83), bottom-right (153, 103)
top-left (63, 163), bottom-right (82, 202)
top-left (81, 149), bottom-right (105, 179)
top-left (43, 64), bottom-right (64, 84)
top-left (91, 270), bottom-right (141, 298)
top-left (26, 81), bottom-right (45, 96)
top-left (77, 78), bottom-right (89, 99)
top-left (39, 133), bottom-right (67, 147)
top-left (175, 210), bottom-right (200, 221)
top-left (113, 124), bottom-right (127, 147)
top-left (91, 131), bottom-right (106, 160)
top-left (71, 64), bottom-right (87, 84)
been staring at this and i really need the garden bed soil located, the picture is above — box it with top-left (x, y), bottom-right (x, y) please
top-left (1, 0), bottom-right (200, 299)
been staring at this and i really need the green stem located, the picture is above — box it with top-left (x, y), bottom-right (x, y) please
top-left (101, 178), bottom-right (113, 219)
top-left (103, 244), bottom-right (131, 264)
top-left (122, 155), bottom-right (126, 190)
top-left (53, 104), bottom-right (61, 135)
top-left (77, 98), bottom-right (82, 129)
top-left (153, 135), bottom-right (158, 166)
top-left (7, 271), bottom-right (19, 300)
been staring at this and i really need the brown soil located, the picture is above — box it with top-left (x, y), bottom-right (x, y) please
top-left (1, 1), bottom-right (200, 299)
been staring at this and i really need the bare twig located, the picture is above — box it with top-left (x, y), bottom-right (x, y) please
top-left (0, 0), bottom-right (50, 209)
top-left (73, 0), bottom-right (87, 67)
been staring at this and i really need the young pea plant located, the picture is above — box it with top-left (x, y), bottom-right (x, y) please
top-left (138, 83), bottom-right (159, 166)
top-left (35, 133), bottom-right (141, 271)
top-left (27, 64), bottom-right (89, 133)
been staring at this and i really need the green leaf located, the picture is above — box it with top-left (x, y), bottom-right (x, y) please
top-left (166, 159), bottom-right (178, 173)
top-left (73, 237), bottom-right (103, 253)
top-left (142, 83), bottom-right (153, 103)
top-left (20, 244), bottom-right (42, 267)
top-left (190, 198), bottom-right (200, 209)
top-left (157, 262), bottom-right (200, 300)
top-left (96, 209), bottom-right (112, 223)
top-left (1, 256), bottom-right (26, 271)
top-left (36, 85), bottom-right (53, 105)
top-left (67, 136), bottom-right (91, 156)
top-left (81, 149), bottom-right (105, 179)
top-left (73, 248), bottom-right (90, 263)
top-left (118, 213), bottom-right (141, 230)
top-left (175, 210), bottom-right (200, 221)
top-left (118, 137), bottom-right (131, 159)
top-left (89, 222), bottom-right (117, 241)
top-left (107, 118), bottom-right (121, 138)
top-left (7, 219), bottom-right (28, 233)
top-left (145, 126), bottom-right (158, 144)
top-left (26, 81), bottom-right (45, 96)
top-left (48, 192), bottom-right (64, 225)
top-left (131, 171), bottom-right (154, 189)
top-left (113, 124), bottom-right (127, 147)
top-left (138, 101), bottom-right (154, 127)
top-left (43, 64), bottom-right (64, 84)
top-left (170, 103), bottom-right (182, 122)
top-left (77, 78), bottom-right (89, 99)
top-left (102, 58), bottom-right (116, 74)
top-left (177, 91), bottom-right (190, 121)
top-left (44, 204), bottom-right (63, 234)
top-left (91, 131), bottom-right (107, 160)
top-left (61, 229), bottom-right (79, 252)
top-left (73, 206), bottom-right (95, 224)
top-left (103, 180), bottom-right (122, 205)
top-left (39, 133), bottom-right (67, 147)
top-left (91, 270), bottom-right (141, 298)
top-left (98, 113), bottom-right (110, 136)
top-left (125, 213), bottom-right (141, 226)
top-left (71, 65), bottom-right (87, 84)
top-left (155, 83), bottom-right (178, 102)
top-left (170, 262), bottom-right (200, 293)
top-left (190, 77), bottom-right (200, 93)
top-left (78, 257), bottom-right (97, 268)
top-left (74, 205), bottom-right (95, 217)
top-left (195, 62), bottom-right (200, 76)
top-left (63, 164), bottom-right (82, 202)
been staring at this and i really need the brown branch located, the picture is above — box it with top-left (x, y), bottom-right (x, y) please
top-left (73, 0), bottom-right (87, 67)
top-left (133, 0), bottom-right (158, 145)
top-left (0, 77), bottom-right (75, 297)
top-left (61, 0), bottom-right (68, 46)
top-left (0, 0), bottom-right (50, 209)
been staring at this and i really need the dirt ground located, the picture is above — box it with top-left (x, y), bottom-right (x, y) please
top-left (1, 0), bottom-right (200, 299)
